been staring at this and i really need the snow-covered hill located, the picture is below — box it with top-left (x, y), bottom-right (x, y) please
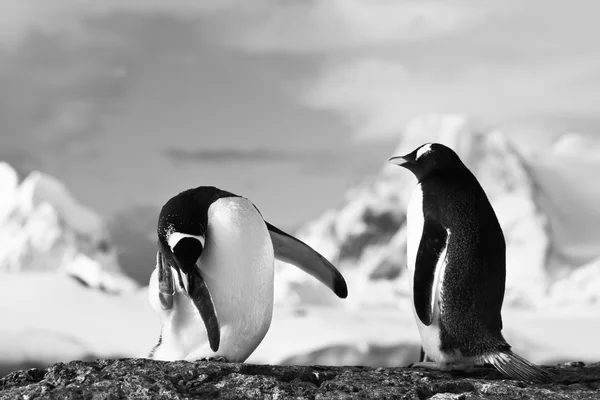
top-left (274, 114), bottom-right (600, 310)
top-left (0, 162), bottom-right (137, 293)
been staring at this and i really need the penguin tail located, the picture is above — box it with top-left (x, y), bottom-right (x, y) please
top-left (481, 350), bottom-right (556, 384)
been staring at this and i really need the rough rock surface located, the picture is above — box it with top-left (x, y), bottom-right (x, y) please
top-left (1, 359), bottom-right (599, 400)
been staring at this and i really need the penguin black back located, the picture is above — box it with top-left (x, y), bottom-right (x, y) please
top-left (423, 163), bottom-right (506, 355)
top-left (394, 143), bottom-right (507, 355)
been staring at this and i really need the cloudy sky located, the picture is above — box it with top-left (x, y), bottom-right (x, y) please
top-left (1, 0), bottom-right (599, 229)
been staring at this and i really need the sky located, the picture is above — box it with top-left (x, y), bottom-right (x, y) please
top-left (1, 0), bottom-right (600, 230)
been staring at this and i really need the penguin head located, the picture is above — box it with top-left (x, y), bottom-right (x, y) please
top-left (388, 142), bottom-right (465, 181)
top-left (157, 190), bottom-right (209, 293)
top-left (163, 233), bottom-right (205, 292)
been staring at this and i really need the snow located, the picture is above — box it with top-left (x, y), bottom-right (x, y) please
top-left (0, 273), bottom-right (155, 366)
top-left (547, 257), bottom-right (600, 308)
top-left (552, 132), bottom-right (600, 160)
top-left (253, 306), bottom-right (600, 366)
top-left (528, 133), bottom-right (600, 267)
top-left (15, 172), bottom-right (104, 236)
top-left (0, 167), bottom-right (138, 293)
top-left (1, 273), bottom-right (599, 371)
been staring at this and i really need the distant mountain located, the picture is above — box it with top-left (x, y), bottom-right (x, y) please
top-left (0, 162), bottom-right (137, 293)
top-left (274, 114), bottom-right (600, 310)
top-left (108, 204), bottom-right (159, 286)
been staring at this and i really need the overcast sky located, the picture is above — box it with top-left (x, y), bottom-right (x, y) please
top-left (1, 0), bottom-right (599, 229)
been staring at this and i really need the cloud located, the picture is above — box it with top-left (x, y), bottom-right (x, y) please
top-left (3, 0), bottom-right (600, 145)
top-left (225, 0), bottom-right (489, 54)
top-left (0, 1), bottom-right (78, 47)
top-left (235, 0), bottom-right (600, 141)
top-left (301, 56), bottom-right (600, 140)
top-left (0, 0), bottom-right (244, 48)
top-left (164, 147), bottom-right (334, 165)
top-left (0, 29), bottom-right (132, 152)
top-left (0, 1), bottom-right (489, 51)
top-left (301, 58), bottom-right (412, 140)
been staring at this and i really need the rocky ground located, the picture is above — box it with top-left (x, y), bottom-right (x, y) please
top-left (1, 359), bottom-right (599, 399)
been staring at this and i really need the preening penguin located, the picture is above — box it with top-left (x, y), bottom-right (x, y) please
top-left (389, 143), bottom-right (554, 383)
top-left (148, 186), bottom-right (347, 362)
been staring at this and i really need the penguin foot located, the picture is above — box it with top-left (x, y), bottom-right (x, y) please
top-left (198, 356), bottom-right (229, 363)
top-left (411, 362), bottom-right (476, 372)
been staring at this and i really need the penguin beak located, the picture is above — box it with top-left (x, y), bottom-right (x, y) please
top-left (171, 237), bottom-right (221, 353)
top-left (388, 154), bottom-right (413, 167)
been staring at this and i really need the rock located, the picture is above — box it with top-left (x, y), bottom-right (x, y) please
top-left (1, 359), bottom-right (599, 399)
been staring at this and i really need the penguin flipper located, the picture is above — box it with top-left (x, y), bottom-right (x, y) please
top-left (266, 222), bottom-right (348, 299)
top-left (414, 218), bottom-right (448, 326)
top-left (481, 350), bottom-right (556, 384)
top-left (188, 269), bottom-right (220, 352)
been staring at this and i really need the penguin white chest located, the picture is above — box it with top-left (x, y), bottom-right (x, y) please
top-left (201, 197), bottom-right (275, 361)
top-left (151, 197), bottom-right (275, 362)
top-left (406, 185), bottom-right (452, 363)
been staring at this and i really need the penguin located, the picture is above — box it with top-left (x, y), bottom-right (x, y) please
top-left (147, 186), bottom-right (348, 362)
top-left (389, 143), bottom-right (554, 383)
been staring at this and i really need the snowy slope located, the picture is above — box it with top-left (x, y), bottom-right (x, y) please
top-left (2, 273), bottom-right (599, 373)
top-left (0, 163), bottom-right (137, 293)
top-left (0, 273), bottom-right (156, 368)
top-left (274, 114), bottom-right (599, 310)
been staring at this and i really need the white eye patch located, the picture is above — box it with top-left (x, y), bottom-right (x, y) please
top-left (168, 232), bottom-right (205, 252)
top-left (416, 143), bottom-right (433, 160)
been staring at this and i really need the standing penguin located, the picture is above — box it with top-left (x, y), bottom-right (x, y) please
top-left (389, 143), bottom-right (553, 383)
top-left (148, 186), bottom-right (347, 362)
